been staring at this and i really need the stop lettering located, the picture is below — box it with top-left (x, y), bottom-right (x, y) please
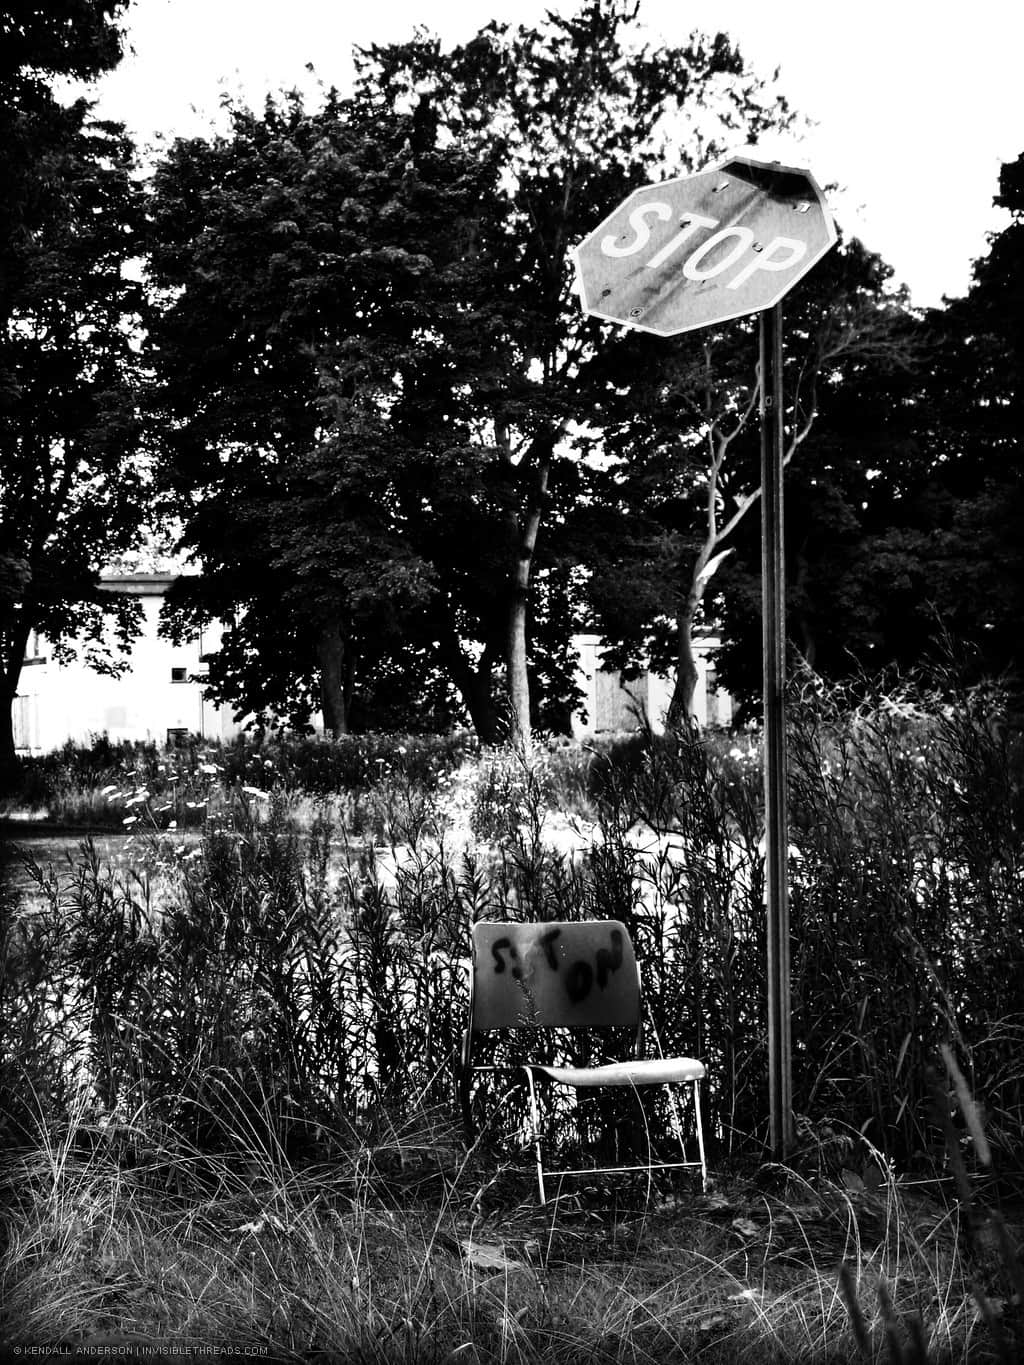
top-left (572, 154), bottom-right (837, 337)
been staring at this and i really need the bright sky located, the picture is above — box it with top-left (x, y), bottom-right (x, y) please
top-left (85, 0), bottom-right (1023, 309)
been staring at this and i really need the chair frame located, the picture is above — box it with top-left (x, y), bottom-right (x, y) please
top-left (459, 919), bottom-right (707, 1204)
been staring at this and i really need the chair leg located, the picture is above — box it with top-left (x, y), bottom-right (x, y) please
top-left (458, 1070), bottom-right (475, 1146)
top-left (523, 1068), bottom-right (547, 1205)
top-left (666, 1079), bottom-right (707, 1192)
top-left (666, 1080), bottom-right (688, 1155)
top-left (693, 1079), bottom-right (708, 1192)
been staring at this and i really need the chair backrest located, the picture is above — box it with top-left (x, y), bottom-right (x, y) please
top-left (470, 920), bottom-right (640, 1032)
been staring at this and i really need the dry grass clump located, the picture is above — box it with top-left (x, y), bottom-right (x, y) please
top-left (2, 1101), bottom-right (1020, 1363)
top-left (2, 670), bottom-right (1024, 1359)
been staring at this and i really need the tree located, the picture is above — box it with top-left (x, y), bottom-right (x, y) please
top-left (579, 234), bottom-right (919, 721)
top-left (147, 92), bottom-right (503, 735)
top-left (710, 152), bottom-right (1024, 707)
top-left (355, 0), bottom-right (795, 746)
top-left (150, 3), bottom-right (796, 745)
top-left (0, 2), bottom-right (130, 335)
top-left (0, 2), bottom-right (146, 780)
top-left (906, 151), bottom-right (1024, 691)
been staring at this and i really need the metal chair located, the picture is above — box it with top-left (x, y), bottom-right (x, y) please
top-left (459, 919), bottom-right (707, 1204)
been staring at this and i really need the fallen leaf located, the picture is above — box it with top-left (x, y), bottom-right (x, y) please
top-left (862, 1161), bottom-right (885, 1193)
top-left (731, 1216), bottom-right (759, 1238)
top-left (460, 1239), bottom-right (526, 1272)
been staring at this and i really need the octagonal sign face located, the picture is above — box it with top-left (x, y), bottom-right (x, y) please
top-left (572, 153), bottom-right (837, 337)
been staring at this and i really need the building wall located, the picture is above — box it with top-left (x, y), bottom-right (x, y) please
top-left (570, 633), bottom-right (734, 737)
top-left (13, 591), bottom-right (736, 754)
top-left (13, 575), bottom-right (242, 754)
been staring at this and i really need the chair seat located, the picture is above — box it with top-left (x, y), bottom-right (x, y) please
top-left (529, 1057), bottom-right (706, 1088)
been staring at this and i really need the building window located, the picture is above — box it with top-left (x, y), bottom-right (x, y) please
top-left (170, 667), bottom-right (188, 684)
top-left (22, 631), bottom-right (47, 666)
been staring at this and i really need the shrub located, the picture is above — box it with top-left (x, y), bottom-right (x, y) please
top-left (4, 672), bottom-right (1023, 1180)
top-left (787, 669), bottom-right (1024, 1164)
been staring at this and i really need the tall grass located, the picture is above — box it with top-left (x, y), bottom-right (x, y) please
top-left (4, 673), bottom-right (1023, 1166)
top-left (2, 1091), bottom-right (1020, 1361)
top-left (2, 671), bottom-right (1023, 1356)
top-left (787, 670), bottom-right (1024, 1166)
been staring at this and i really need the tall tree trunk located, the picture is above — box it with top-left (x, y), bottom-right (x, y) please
top-left (794, 544), bottom-right (816, 670)
top-left (0, 691), bottom-right (17, 792)
top-left (666, 599), bottom-right (700, 730)
top-left (0, 623), bottom-right (30, 790)
top-left (507, 574), bottom-right (531, 752)
top-left (438, 627), bottom-right (502, 744)
top-left (316, 621), bottom-right (349, 737)
top-left (505, 439), bottom-right (553, 755)
top-left (666, 533), bottom-right (724, 731)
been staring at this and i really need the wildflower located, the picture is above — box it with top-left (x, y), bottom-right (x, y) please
top-left (199, 763), bottom-right (219, 775)
top-left (122, 816), bottom-right (138, 826)
top-left (237, 1212), bottom-right (286, 1236)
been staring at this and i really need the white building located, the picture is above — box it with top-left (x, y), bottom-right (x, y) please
top-left (570, 633), bottom-right (733, 737)
top-left (12, 581), bottom-right (735, 755)
top-left (13, 573), bottom-right (241, 754)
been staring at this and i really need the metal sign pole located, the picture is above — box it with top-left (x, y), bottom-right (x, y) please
top-left (573, 153), bottom-right (836, 1164)
top-left (760, 302), bottom-right (794, 1157)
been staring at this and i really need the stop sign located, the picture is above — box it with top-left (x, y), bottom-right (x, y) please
top-left (572, 153), bottom-right (837, 337)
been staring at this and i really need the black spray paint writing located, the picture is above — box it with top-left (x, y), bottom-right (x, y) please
top-left (491, 938), bottom-right (523, 979)
top-left (491, 928), bottom-right (624, 1002)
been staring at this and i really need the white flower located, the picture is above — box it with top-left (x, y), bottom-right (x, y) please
top-left (122, 816), bottom-right (138, 826)
top-left (199, 763), bottom-right (219, 775)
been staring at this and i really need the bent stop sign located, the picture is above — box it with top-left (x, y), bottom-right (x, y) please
top-left (572, 153), bottom-right (836, 336)
top-left (572, 150), bottom-right (838, 1160)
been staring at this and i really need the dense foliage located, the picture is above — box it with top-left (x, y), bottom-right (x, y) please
top-left (0, 0), bottom-right (146, 781)
top-left (5, 675), bottom-right (1022, 1174)
top-left (146, 3), bottom-right (802, 743)
top-left (5, 0), bottom-right (1024, 748)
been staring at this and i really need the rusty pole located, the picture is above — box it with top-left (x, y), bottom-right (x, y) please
top-left (760, 302), bottom-right (794, 1157)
